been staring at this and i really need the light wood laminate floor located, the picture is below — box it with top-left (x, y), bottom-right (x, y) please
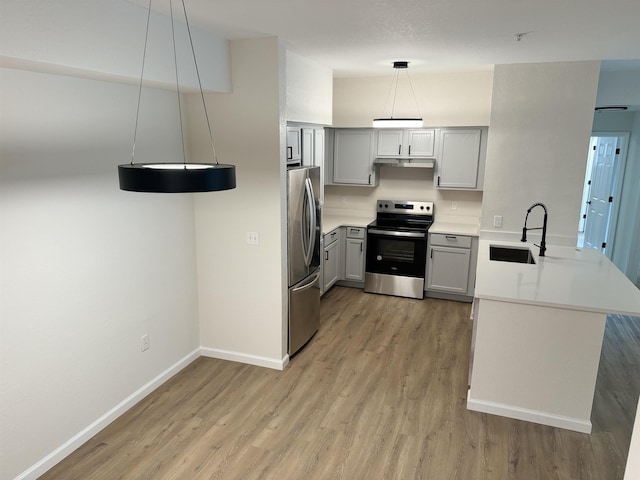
top-left (40, 287), bottom-right (639, 480)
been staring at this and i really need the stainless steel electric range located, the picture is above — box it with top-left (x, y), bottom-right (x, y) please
top-left (364, 200), bottom-right (434, 299)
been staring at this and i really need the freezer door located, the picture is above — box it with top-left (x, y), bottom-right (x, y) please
top-left (288, 269), bottom-right (320, 355)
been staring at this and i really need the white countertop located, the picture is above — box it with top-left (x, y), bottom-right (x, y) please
top-left (475, 239), bottom-right (640, 316)
top-left (323, 213), bottom-right (373, 234)
top-left (430, 221), bottom-right (480, 236)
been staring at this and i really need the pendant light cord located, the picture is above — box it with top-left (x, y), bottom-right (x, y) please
top-left (406, 70), bottom-right (422, 120)
top-left (130, 0), bottom-right (153, 164)
top-left (169, 0), bottom-right (188, 167)
top-left (130, 0), bottom-right (218, 168)
top-left (378, 62), bottom-right (422, 121)
top-left (180, 0), bottom-right (218, 164)
top-left (390, 68), bottom-right (400, 119)
top-left (380, 68), bottom-right (400, 120)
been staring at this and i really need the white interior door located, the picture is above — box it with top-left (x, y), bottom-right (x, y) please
top-left (578, 137), bottom-right (597, 233)
top-left (583, 137), bottom-right (618, 251)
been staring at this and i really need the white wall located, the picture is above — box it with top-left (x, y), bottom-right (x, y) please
top-left (611, 112), bottom-right (640, 282)
top-left (190, 38), bottom-right (287, 368)
top-left (589, 109), bottom-right (640, 281)
top-left (286, 50), bottom-right (333, 125)
top-left (480, 61), bottom-right (601, 245)
top-left (592, 110), bottom-right (636, 132)
top-left (596, 70), bottom-right (640, 108)
top-left (0, 68), bottom-right (201, 480)
top-left (324, 169), bottom-right (483, 223)
top-left (333, 69), bottom-right (494, 128)
top-left (0, 0), bottom-right (231, 92)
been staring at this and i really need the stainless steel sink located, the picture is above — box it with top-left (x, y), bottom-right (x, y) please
top-left (489, 245), bottom-right (536, 264)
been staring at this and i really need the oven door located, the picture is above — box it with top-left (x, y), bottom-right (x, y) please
top-left (365, 228), bottom-right (427, 278)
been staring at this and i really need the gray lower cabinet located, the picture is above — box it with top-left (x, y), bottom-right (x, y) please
top-left (322, 225), bottom-right (367, 295)
top-left (427, 233), bottom-right (477, 298)
top-left (344, 227), bottom-right (366, 282)
top-left (322, 229), bottom-right (340, 294)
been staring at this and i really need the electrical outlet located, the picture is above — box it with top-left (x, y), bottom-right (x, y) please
top-left (493, 215), bottom-right (503, 228)
top-left (141, 334), bottom-right (150, 352)
top-left (247, 232), bottom-right (259, 245)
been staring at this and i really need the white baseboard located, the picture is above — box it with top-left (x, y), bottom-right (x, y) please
top-left (14, 348), bottom-right (201, 480)
top-left (467, 392), bottom-right (592, 434)
top-left (200, 347), bottom-right (289, 371)
top-left (15, 347), bottom-right (288, 480)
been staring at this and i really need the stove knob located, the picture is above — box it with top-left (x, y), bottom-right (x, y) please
top-left (384, 203), bottom-right (389, 208)
top-left (420, 206), bottom-right (424, 210)
top-left (379, 203), bottom-right (383, 208)
top-left (377, 255), bottom-right (383, 261)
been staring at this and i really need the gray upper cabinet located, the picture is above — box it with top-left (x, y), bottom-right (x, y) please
top-left (327, 126), bottom-right (487, 189)
top-left (332, 129), bottom-right (377, 186)
top-left (435, 127), bottom-right (486, 190)
top-left (313, 129), bottom-right (324, 168)
top-left (406, 129), bottom-right (436, 157)
top-left (287, 124), bottom-right (325, 168)
top-left (286, 127), bottom-right (302, 166)
top-left (301, 128), bottom-right (314, 166)
top-left (376, 130), bottom-right (404, 156)
top-left (376, 129), bottom-right (435, 157)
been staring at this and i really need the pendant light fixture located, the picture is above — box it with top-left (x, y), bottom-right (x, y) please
top-left (118, 0), bottom-right (236, 193)
top-left (373, 61), bottom-right (423, 129)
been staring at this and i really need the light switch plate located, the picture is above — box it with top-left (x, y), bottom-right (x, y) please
top-left (493, 216), bottom-right (503, 228)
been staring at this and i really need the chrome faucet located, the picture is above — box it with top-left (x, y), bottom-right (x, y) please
top-left (521, 203), bottom-right (548, 257)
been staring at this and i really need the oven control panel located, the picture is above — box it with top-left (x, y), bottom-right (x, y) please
top-left (376, 200), bottom-right (434, 215)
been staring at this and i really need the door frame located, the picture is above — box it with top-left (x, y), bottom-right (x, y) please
top-left (582, 131), bottom-right (629, 257)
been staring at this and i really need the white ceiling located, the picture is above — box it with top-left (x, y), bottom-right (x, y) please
top-left (127, 0), bottom-right (640, 77)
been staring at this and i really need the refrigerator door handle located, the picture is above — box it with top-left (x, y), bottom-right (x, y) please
top-left (292, 271), bottom-right (320, 293)
top-left (304, 177), bottom-right (316, 267)
top-left (301, 181), bottom-right (310, 264)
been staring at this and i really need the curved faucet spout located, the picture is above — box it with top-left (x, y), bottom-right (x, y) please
top-left (527, 202), bottom-right (548, 215)
top-left (521, 202), bottom-right (548, 256)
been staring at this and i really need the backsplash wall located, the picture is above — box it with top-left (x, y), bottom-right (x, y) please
top-left (324, 166), bottom-right (483, 223)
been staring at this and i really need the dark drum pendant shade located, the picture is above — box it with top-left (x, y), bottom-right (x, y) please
top-left (118, 0), bottom-right (236, 194)
top-left (118, 163), bottom-right (236, 193)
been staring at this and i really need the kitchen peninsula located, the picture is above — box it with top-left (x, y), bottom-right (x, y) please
top-left (468, 239), bottom-right (640, 433)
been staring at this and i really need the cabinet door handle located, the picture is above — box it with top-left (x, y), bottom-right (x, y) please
top-left (398, 145), bottom-right (401, 155)
top-left (430, 249), bottom-right (433, 259)
top-left (360, 243), bottom-right (363, 252)
top-left (287, 146), bottom-right (292, 160)
top-left (325, 251), bottom-right (329, 261)
top-left (408, 145), bottom-right (411, 155)
top-left (368, 174), bottom-right (372, 184)
top-left (437, 175), bottom-right (440, 186)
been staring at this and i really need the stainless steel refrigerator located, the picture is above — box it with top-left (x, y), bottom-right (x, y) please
top-left (287, 166), bottom-right (321, 355)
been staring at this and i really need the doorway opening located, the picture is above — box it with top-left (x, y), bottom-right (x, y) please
top-left (577, 132), bottom-right (629, 258)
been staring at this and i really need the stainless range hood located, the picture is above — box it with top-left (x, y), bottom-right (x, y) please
top-left (373, 157), bottom-right (435, 168)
